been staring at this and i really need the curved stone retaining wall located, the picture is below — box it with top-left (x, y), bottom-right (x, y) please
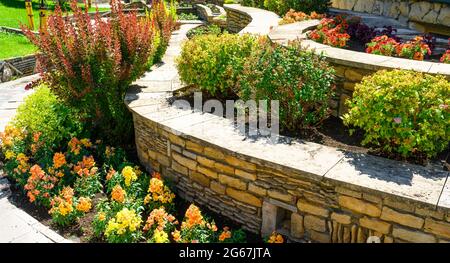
top-left (196, 4), bottom-right (227, 28)
top-left (224, 4), bottom-right (280, 34)
top-left (331, 0), bottom-right (450, 35)
top-left (127, 14), bottom-right (450, 243)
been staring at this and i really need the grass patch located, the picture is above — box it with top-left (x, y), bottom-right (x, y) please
top-left (0, 31), bottom-right (36, 59)
top-left (0, 0), bottom-right (109, 29)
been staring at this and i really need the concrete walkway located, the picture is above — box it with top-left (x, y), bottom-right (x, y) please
top-left (0, 74), bottom-right (70, 243)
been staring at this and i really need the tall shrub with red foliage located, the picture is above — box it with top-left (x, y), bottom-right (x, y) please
top-left (22, 0), bottom-right (160, 144)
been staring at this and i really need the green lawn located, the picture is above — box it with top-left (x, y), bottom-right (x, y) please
top-left (0, 0), bottom-right (109, 29)
top-left (0, 31), bottom-right (36, 59)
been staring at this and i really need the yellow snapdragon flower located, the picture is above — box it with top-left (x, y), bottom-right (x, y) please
top-left (122, 166), bottom-right (137, 187)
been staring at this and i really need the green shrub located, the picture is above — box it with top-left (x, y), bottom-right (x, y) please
top-left (176, 33), bottom-right (258, 96)
top-left (245, 0), bottom-right (330, 14)
top-left (283, 0), bottom-right (331, 14)
top-left (343, 70), bottom-right (450, 158)
top-left (13, 85), bottom-right (84, 148)
top-left (264, 0), bottom-right (284, 14)
top-left (238, 38), bottom-right (335, 130)
top-left (241, 0), bottom-right (265, 8)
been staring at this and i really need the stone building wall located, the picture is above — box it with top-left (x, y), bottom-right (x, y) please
top-left (331, 0), bottom-right (450, 34)
top-left (132, 112), bottom-right (450, 243)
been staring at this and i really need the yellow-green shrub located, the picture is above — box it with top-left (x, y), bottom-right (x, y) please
top-left (13, 85), bottom-right (84, 147)
top-left (176, 33), bottom-right (258, 96)
top-left (343, 70), bottom-right (450, 158)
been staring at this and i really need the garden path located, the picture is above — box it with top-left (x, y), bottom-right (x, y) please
top-left (0, 73), bottom-right (70, 243)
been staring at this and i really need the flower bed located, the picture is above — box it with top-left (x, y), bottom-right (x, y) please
top-left (306, 14), bottom-right (450, 63)
top-left (1, 122), bottom-right (256, 243)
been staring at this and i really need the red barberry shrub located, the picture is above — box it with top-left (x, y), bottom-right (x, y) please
top-left (22, 0), bottom-right (159, 144)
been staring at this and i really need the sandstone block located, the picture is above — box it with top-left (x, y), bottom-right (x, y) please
top-left (235, 169), bottom-right (257, 181)
top-left (248, 183), bottom-right (267, 196)
top-left (169, 133), bottom-right (185, 147)
top-left (172, 152), bottom-right (197, 170)
top-left (392, 227), bottom-right (436, 243)
top-left (291, 213), bottom-right (304, 238)
top-left (197, 156), bottom-right (215, 168)
top-left (197, 166), bottom-right (218, 179)
top-left (338, 196), bottom-right (381, 217)
top-left (226, 187), bottom-right (262, 207)
top-left (424, 218), bottom-right (450, 239)
top-left (304, 215), bottom-right (327, 232)
top-left (297, 200), bottom-right (329, 217)
top-left (359, 217), bottom-right (391, 234)
top-left (211, 181), bottom-right (226, 195)
top-left (380, 207), bottom-right (424, 229)
top-left (190, 171), bottom-right (210, 187)
top-left (204, 147), bottom-right (225, 160)
top-left (219, 174), bottom-right (247, 190)
top-left (268, 190), bottom-right (293, 203)
top-left (331, 212), bottom-right (352, 225)
top-left (225, 155), bottom-right (256, 171)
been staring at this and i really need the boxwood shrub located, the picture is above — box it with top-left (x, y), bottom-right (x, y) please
top-left (343, 70), bottom-right (450, 158)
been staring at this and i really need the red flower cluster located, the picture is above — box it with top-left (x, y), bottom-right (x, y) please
top-left (366, 35), bottom-right (399, 56)
top-left (441, 39), bottom-right (450, 63)
top-left (396, 36), bottom-right (431, 61)
top-left (366, 35), bottom-right (431, 61)
top-left (308, 16), bottom-right (350, 48)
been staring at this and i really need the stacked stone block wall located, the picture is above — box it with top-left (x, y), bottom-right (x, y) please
top-left (332, 0), bottom-right (450, 34)
top-left (225, 7), bottom-right (252, 33)
top-left (132, 113), bottom-right (450, 243)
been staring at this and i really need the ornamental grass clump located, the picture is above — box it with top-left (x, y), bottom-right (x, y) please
top-left (22, 0), bottom-right (159, 144)
top-left (344, 70), bottom-right (449, 158)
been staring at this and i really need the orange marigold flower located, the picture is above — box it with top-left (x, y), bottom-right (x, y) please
top-left (219, 229), bottom-right (232, 241)
top-left (111, 185), bottom-right (126, 203)
top-left (76, 197), bottom-right (92, 213)
top-left (61, 186), bottom-right (74, 202)
top-left (68, 137), bottom-right (81, 155)
top-left (267, 232), bottom-right (284, 243)
top-left (53, 152), bottom-right (66, 169)
top-left (27, 192), bottom-right (36, 203)
top-left (183, 204), bottom-right (204, 229)
top-left (106, 168), bottom-right (116, 181)
top-left (172, 229), bottom-right (181, 242)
